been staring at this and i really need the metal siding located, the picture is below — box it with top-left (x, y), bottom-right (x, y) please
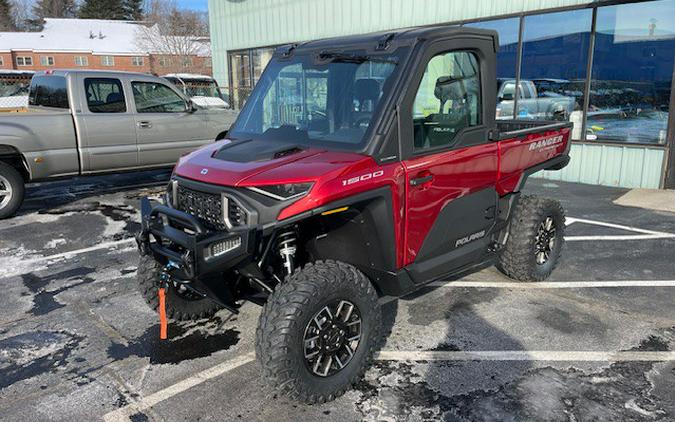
top-left (537, 144), bottom-right (665, 189)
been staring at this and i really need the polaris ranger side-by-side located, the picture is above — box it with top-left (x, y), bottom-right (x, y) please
top-left (136, 26), bottom-right (571, 403)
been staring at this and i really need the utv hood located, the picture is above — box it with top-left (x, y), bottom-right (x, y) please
top-left (173, 138), bottom-right (372, 187)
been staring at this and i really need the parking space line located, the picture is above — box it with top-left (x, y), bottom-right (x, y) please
top-left (102, 352), bottom-right (255, 422)
top-left (375, 350), bottom-right (675, 362)
top-left (427, 280), bottom-right (675, 288)
top-left (565, 217), bottom-right (675, 241)
top-left (0, 238), bottom-right (136, 279)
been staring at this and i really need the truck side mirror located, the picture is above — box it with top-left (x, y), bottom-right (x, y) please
top-left (186, 100), bottom-right (198, 113)
top-left (500, 92), bottom-right (514, 101)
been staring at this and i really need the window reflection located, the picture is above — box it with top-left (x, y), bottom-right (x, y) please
top-left (465, 18), bottom-right (520, 119)
top-left (587, 0), bottom-right (675, 144)
top-left (518, 10), bottom-right (592, 139)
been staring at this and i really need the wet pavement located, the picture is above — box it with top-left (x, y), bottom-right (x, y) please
top-left (0, 172), bottom-right (674, 421)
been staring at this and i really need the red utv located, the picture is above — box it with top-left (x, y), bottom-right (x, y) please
top-left (136, 26), bottom-right (571, 403)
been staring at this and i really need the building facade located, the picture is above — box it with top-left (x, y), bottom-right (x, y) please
top-left (0, 19), bottom-right (213, 76)
top-left (208, 0), bottom-right (675, 189)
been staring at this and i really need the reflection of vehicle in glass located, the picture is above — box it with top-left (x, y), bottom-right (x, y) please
top-left (162, 74), bottom-right (230, 109)
top-left (0, 71), bottom-right (34, 110)
top-left (136, 27), bottom-right (572, 404)
top-left (496, 78), bottom-right (576, 120)
top-left (585, 80), bottom-right (669, 144)
top-left (0, 70), bottom-right (237, 218)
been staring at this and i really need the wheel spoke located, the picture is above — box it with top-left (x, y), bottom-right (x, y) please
top-left (303, 299), bottom-right (362, 377)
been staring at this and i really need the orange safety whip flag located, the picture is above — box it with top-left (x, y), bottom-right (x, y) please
top-left (158, 287), bottom-right (168, 340)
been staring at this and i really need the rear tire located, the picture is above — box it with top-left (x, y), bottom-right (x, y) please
top-left (0, 162), bottom-right (25, 219)
top-left (256, 260), bottom-right (381, 404)
top-left (137, 255), bottom-right (222, 321)
top-left (497, 195), bottom-right (565, 281)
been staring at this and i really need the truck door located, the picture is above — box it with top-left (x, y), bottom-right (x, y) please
top-left (400, 42), bottom-right (499, 283)
top-left (130, 80), bottom-right (210, 167)
top-left (75, 76), bottom-right (138, 172)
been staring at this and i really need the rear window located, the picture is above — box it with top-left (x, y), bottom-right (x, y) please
top-left (29, 75), bottom-right (69, 109)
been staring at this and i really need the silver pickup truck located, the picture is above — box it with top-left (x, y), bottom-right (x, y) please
top-left (0, 70), bottom-right (237, 218)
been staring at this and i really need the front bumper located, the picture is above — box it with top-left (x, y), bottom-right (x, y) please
top-left (136, 197), bottom-right (256, 281)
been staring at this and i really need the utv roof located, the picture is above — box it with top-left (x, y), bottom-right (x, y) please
top-left (275, 26), bottom-right (499, 56)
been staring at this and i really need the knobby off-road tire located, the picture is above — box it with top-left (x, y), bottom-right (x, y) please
top-left (497, 194), bottom-right (565, 281)
top-left (137, 255), bottom-right (221, 321)
top-left (256, 260), bottom-right (381, 404)
top-left (0, 162), bottom-right (25, 219)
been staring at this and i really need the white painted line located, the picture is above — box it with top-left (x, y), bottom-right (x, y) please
top-left (29, 238), bottom-right (136, 263)
top-left (564, 216), bottom-right (675, 241)
top-left (0, 238), bottom-right (136, 279)
top-left (427, 280), bottom-right (675, 289)
top-left (103, 352), bottom-right (255, 422)
top-left (375, 350), bottom-right (675, 362)
top-left (566, 234), bottom-right (675, 241)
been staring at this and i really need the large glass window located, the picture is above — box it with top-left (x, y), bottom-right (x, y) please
top-left (412, 51), bottom-right (481, 150)
top-left (517, 10), bottom-right (593, 139)
top-left (586, 0), bottom-right (675, 144)
top-left (465, 18), bottom-right (520, 119)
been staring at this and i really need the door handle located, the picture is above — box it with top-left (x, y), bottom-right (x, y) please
top-left (410, 174), bottom-right (434, 186)
top-left (137, 121), bottom-right (152, 129)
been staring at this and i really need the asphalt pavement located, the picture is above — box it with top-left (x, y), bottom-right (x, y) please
top-left (1, 171), bottom-right (674, 421)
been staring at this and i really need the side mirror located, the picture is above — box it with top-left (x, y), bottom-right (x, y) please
top-left (500, 92), bottom-right (514, 101)
top-left (186, 100), bottom-right (198, 113)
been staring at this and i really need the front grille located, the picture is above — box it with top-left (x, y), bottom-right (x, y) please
top-left (228, 201), bottom-right (246, 227)
top-left (176, 186), bottom-right (226, 230)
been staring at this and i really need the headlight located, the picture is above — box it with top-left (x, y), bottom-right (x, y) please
top-left (247, 183), bottom-right (313, 201)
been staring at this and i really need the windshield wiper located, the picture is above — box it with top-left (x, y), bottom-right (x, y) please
top-left (317, 51), bottom-right (397, 64)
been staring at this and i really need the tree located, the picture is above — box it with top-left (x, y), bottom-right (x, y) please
top-left (28, 0), bottom-right (76, 29)
top-left (0, 0), bottom-right (15, 31)
top-left (11, 0), bottom-right (36, 31)
top-left (136, 0), bottom-right (211, 74)
top-left (122, 0), bottom-right (143, 21)
top-left (78, 0), bottom-right (125, 20)
top-left (32, 0), bottom-right (77, 19)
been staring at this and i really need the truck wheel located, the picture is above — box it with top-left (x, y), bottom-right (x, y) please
top-left (137, 255), bottom-right (222, 321)
top-left (0, 162), bottom-right (25, 219)
top-left (256, 260), bottom-right (381, 404)
top-left (497, 195), bottom-right (565, 282)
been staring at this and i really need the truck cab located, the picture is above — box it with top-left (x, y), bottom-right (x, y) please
top-left (136, 26), bottom-right (571, 403)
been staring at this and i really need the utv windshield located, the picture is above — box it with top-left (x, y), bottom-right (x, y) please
top-left (229, 48), bottom-right (407, 150)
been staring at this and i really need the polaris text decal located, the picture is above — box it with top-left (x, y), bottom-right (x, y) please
top-left (528, 135), bottom-right (564, 152)
top-left (342, 170), bottom-right (384, 187)
top-left (455, 230), bottom-right (486, 247)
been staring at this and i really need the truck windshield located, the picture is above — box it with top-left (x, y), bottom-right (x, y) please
top-left (229, 48), bottom-right (407, 150)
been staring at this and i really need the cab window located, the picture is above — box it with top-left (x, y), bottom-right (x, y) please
top-left (412, 51), bottom-right (481, 150)
top-left (131, 81), bottom-right (186, 113)
top-left (85, 78), bottom-right (126, 113)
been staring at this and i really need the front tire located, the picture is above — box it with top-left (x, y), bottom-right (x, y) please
top-left (256, 260), bottom-right (381, 404)
top-left (497, 195), bottom-right (565, 281)
top-left (137, 255), bottom-right (222, 321)
top-left (0, 162), bottom-right (25, 219)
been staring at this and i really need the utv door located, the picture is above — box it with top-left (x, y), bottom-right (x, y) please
top-left (130, 80), bottom-right (211, 167)
top-left (400, 38), bottom-right (499, 283)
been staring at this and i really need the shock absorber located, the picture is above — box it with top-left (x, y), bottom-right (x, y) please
top-left (277, 229), bottom-right (297, 276)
